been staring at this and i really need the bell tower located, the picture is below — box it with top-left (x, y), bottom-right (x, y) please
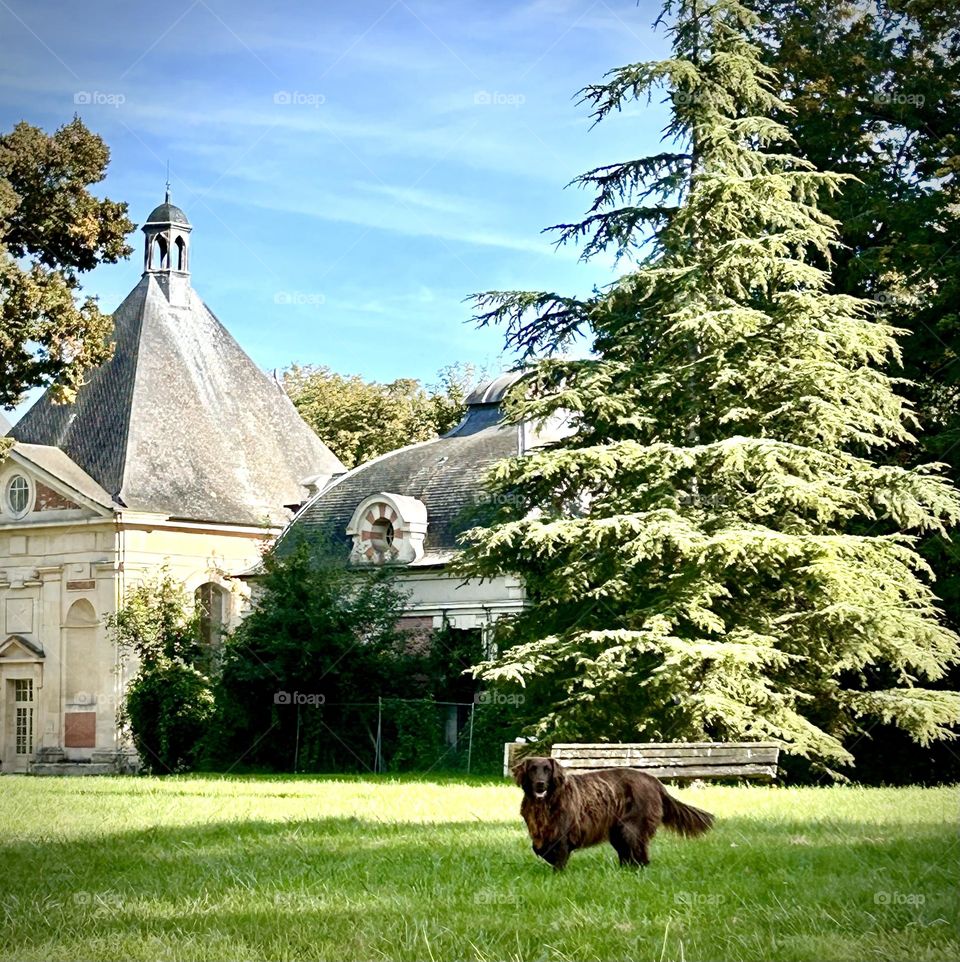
top-left (142, 188), bottom-right (192, 306)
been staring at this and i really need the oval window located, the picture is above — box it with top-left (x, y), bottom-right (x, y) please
top-left (7, 475), bottom-right (30, 516)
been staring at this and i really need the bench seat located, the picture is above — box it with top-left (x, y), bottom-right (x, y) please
top-left (549, 741), bottom-right (780, 781)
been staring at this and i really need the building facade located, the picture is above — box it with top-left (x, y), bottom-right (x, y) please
top-left (0, 198), bottom-right (344, 774)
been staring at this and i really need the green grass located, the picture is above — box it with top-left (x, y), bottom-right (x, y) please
top-left (0, 775), bottom-right (956, 961)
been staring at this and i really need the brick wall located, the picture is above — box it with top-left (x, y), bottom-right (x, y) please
top-left (34, 482), bottom-right (81, 512)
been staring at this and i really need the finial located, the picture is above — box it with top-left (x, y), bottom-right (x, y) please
top-left (165, 160), bottom-right (170, 203)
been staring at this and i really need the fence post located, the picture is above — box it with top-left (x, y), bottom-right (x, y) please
top-left (466, 702), bottom-right (475, 774)
top-left (293, 703), bottom-right (301, 773)
top-left (375, 696), bottom-right (382, 774)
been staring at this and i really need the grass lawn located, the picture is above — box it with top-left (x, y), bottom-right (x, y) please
top-left (0, 775), bottom-right (956, 962)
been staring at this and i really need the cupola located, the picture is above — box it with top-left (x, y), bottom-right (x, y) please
top-left (142, 189), bottom-right (192, 305)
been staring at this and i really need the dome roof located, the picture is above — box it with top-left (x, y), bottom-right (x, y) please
top-left (143, 201), bottom-right (190, 226)
top-left (464, 370), bottom-right (525, 405)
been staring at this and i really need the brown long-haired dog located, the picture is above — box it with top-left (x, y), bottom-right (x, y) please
top-left (513, 756), bottom-right (714, 871)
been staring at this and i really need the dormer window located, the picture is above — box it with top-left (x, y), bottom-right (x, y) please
top-left (347, 493), bottom-right (428, 565)
top-left (7, 475), bottom-right (30, 516)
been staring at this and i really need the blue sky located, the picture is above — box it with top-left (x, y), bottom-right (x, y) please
top-left (1, 0), bottom-right (672, 419)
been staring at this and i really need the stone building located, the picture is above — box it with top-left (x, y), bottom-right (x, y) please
top-left (0, 197), bottom-right (344, 774)
top-left (277, 371), bottom-right (568, 646)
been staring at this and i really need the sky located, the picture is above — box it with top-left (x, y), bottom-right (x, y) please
top-left (1, 0), bottom-right (673, 421)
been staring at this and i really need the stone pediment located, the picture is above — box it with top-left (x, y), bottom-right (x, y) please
top-left (0, 635), bottom-right (44, 659)
top-left (1, 445), bottom-right (115, 524)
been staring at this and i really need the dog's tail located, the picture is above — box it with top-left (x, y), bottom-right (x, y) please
top-left (660, 786), bottom-right (714, 837)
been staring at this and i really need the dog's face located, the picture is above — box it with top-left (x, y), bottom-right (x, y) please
top-left (513, 756), bottom-right (566, 801)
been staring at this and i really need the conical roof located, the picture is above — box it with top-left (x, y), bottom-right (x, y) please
top-left (12, 273), bottom-right (344, 525)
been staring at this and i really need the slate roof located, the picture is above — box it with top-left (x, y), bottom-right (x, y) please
top-left (12, 272), bottom-right (344, 526)
top-left (145, 202), bottom-right (190, 225)
top-left (286, 374), bottom-right (526, 561)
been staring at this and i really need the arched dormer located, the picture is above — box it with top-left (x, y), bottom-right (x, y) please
top-left (347, 492), bottom-right (428, 565)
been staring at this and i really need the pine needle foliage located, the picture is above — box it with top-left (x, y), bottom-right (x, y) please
top-left (459, 0), bottom-right (960, 772)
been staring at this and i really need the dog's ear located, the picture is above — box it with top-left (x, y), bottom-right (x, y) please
top-left (511, 757), bottom-right (530, 786)
top-left (549, 757), bottom-right (567, 784)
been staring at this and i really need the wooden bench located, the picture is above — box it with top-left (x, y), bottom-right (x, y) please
top-left (549, 742), bottom-right (780, 781)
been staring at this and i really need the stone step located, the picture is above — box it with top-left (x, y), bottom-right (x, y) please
top-left (29, 763), bottom-right (117, 776)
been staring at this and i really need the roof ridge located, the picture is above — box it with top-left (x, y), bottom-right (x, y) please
top-left (114, 275), bottom-right (151, 506)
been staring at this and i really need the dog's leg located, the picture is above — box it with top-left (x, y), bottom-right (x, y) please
top-left (634, 838), bottom-right (650, 867)
top-left (538, 838), bottom-right (571, 871)
top-left (632, 815), bottom-right (659, 867)
top-left (550, 840), bottom-right (571, 872)
top-left (613, 821), bottom-right (649, 867)
top-left (609, 824), bottom-right (633, 866)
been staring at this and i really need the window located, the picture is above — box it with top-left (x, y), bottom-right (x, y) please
top-left (347, 494), bottom-right (427, 565)
top-left (196, 583), bottom-right (226, 649)
top-left (175, 235), bottom-right (187, 270)
top-left (370, 518), bottom-right (394, 553)
top-left (14, 679), bottom-right (33, 756)
top-left (7, 475), bottom-right (29, 515)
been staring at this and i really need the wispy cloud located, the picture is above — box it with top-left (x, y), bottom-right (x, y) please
top-left (1, 0), bottom-right (666, 396)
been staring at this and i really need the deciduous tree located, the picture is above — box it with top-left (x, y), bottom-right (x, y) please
top-left (0, 118), bottom-right (133, 411)
top-left (283, 362), bottom-right (488, 468)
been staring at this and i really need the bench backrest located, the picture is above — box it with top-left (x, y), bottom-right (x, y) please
top-left (550, 741), bottom-right (780, 780)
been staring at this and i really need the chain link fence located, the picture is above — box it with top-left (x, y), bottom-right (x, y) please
top-left (284, 696), bottom-right (519, 776)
